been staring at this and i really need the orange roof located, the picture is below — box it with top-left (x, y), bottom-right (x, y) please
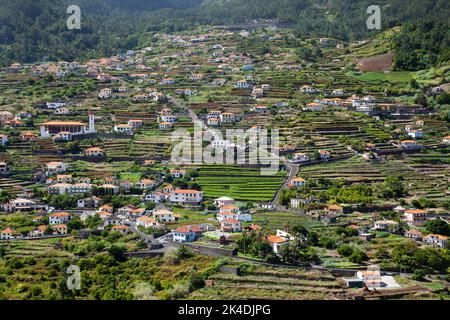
top-left (137, 216), bottom-right (156, 223)
top-left (52, 224), bottom-right (67, 229)
top-left (424, 234), bottom-right (448, 240)
top-left (222, 218), bottom-right (240, 223)
top-left (1, 227), bottom-right (16, 234)
top-left (401, 140), bottom-right (418, 143)
top-left (173, 189), bottom-right (202, 194)
top-left (175, 226), bottom-right (197, 233)
top-left (41, 121), bottom-right (86, 126)
top-left (405, 209), bottom-right (426, 214)
top-left (267, 235), bottom-right (288, 244)
top-left (328, 204), bottom-right (343, 210)
top-left (406, 229), bottom-right (423, 235)
top-left (112, 225), bottom-right (128, 230)
top-left (50, 211), bottom-right (70, 217)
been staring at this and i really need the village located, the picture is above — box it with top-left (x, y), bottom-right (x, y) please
top-left (0, 25), bottom-right (449, 300)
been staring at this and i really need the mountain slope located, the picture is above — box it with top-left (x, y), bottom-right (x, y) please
top-left (0, 0), bottom-right (448, 66)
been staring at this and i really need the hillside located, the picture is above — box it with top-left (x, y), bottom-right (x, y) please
top-left (0, 0), bottom-right (448, 66)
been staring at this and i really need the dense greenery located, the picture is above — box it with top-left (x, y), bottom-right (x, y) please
top-left (0, 0), bottom-right (448, 67)
top-left (393, 20), bottom-right (450, 70)
top-left (0, 244), bottom-right (219, 299)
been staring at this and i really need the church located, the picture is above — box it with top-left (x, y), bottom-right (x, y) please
top-left (40, 111), bottom-right (96, 138)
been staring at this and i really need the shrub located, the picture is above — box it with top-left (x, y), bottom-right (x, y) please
top-left (133, 282), bottom-right (157, 300)
top-left (349, 250), bottom-right (369, 264)
top-left (164, 248), bottom-right (180, 265)
top-left (6, 257), bottom-right (24, 269)
top-left (337, 244), bottom-right (354, 257)
top-left (167, 282), bottom-right (190, 299)
top-left (188, 273), bottom-right (205, 291)
top-left (412, 269), bottom-right (426, 281)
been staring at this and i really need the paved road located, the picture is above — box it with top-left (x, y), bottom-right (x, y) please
top-left (129, 221), bottom-right (153, 242)
top-left (271, 162), bottom-right (299, 209)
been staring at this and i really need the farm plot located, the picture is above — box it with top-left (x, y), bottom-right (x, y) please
top-left (193, 166), bottom-right (286, 201)
top-left (190, 266), bottom-right (343, 300)
top-left (0, 239), bottom-right (74, 259)
top-left (299, 156), bottom-right (386, 183)
top-left (252, 212), bottom-right (323, 231)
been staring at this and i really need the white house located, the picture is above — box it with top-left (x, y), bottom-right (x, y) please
top-left (220, 219), bottom-right (242, 233)
top-left (114, 124), bottom-right (133, 135)
top-left (160, 115), bottom-right (177, 123)
top-left (136, 216), bottom-right (162, 229)
top-left (373, 220), bottom-right (399, 231)
top-left (159, 122), bottom-right (174, 130)
top-left (137, 179), bottom-right (155, 190)
top-left (235, 80), bottom-right (251, 89)
top-left (98, 88), bottom-right (112, 99)
top-left (318, 150), bottom-right (331, 160)
top-left (290, 177), bottom-right (306, 187)
top-left (49, 212), bottom-right (71, 225)
top-left (403, 209), bottom-right (427, 226)
top-left (214, 196), bottom-right (235, 207)
top-left (291, 152), bottom-right (309, 162)
top-left (143, 192), bottom-right (165, 203)
top-left (407, 130), bottom-right (424, 139)
top-left (169, 189), bottom-right (203, 205)
top-left (267, 235), bottom-right (290, 254)
top-left (1, 227), bottom-right (18, 240)
top-left (170, 169), bottom-right (186, 178)
top-left (423, 234), bottom-right (448, 248)
top-left (46, 102), bottom-right (66, 109)
top-left (152, 209), bottom-right (179, 223)
top-left (400, 140), bottom-right (422, 150)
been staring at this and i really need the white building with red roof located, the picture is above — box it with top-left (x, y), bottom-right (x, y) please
top-left (169, 189), bottom-right (203, 205)
top-left (220, 219), bottom-right (242, 233)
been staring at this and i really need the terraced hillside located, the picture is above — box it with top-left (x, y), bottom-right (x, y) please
top-left (193, 165), bottom-right (286, 201)
top-left (190, 266), bottom-right (344, 300)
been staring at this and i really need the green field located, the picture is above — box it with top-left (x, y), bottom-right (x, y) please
top-left (352, 71), bottom-right (412, 84)
top-left (194, 165), bottom-right (286, 201)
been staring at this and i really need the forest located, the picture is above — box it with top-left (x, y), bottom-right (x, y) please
top-left (0, 0), bottom-right (448, 67)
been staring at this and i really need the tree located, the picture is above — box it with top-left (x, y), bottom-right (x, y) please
top-left (67, 217), bottom-right (83, 232)
top-left (337, 244), bottom-right (354, 257)
top-left (349, 250), bottom-right (369, 264)
top-left (424, 219), bottom-right (449, 236)
top-left (412, 269), bottom-right (426, 281)
top-left (108, 245), bottom-right (126, 262)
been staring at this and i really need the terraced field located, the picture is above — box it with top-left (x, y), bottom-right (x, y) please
top-left (0, 239), bottom-right (74, 259)
top-left (252, 212), bottom-right (324, 231)
top-left (194, 165), bottom-right (286, 201)
top-left (190, 267), bottom-right (344, 300)
top-left (299, 156), bottom-right (386, 183)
